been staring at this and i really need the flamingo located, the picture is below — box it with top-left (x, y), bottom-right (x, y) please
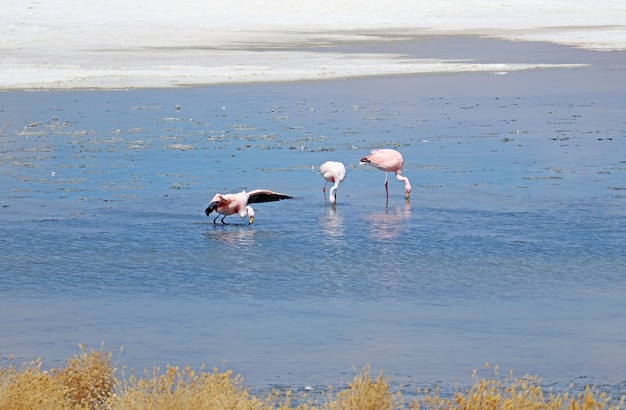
top-left (359, 148), bottom-right (411, 201)
top-left (319, 161), bottom-right (346, 205)
top-left (205, 189), bottom-right (293, 224)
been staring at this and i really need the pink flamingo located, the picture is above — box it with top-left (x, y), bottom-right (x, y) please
top-left (360, 148), bottom-right (411, 201)
top-left (205, 189), bottom-right (293, 224)
top-left (319, 161), bottom-right (346, 205)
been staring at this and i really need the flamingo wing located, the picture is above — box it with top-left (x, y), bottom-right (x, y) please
top-left (247, 190), bottom-right (293, 204)
top-left (360, 149), bottom-right (403, 172)
top-left (320, 161), bottom-right (346, 183)
top-left (205, 194), bottom-right (235, 216)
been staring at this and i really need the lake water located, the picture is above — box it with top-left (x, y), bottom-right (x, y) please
top-left (1, 37), bottom-right (625, 400)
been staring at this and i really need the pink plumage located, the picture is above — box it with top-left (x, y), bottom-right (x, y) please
top-left (360, 149), bottom-right (411, 201)
top-left (205, 189), bottom-right (293, 224)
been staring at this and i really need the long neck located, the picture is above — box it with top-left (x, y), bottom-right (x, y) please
top-left (241, 205), bottom-right (254, 217)
top-left (244, 205), bottom-right (255, 224)
top-left (329, 182), bottom-right (340, 204)
top-left (395, 172), bottom-right (411, 193)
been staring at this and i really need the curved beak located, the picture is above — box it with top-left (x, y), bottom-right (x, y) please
top-left (248, 216), bottom-right (255, 224)
top-left (405, 191), bottom-right (410, 202)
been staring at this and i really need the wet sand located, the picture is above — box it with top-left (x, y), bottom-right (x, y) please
top-left (2, 0), bottom-right (625, 90)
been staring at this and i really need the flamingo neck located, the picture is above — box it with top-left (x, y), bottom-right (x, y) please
top-left (241, 205), bottom-right (254, 218)
top-left (329, 182), bottom-right (340, 204)
top-left (244, 205), bottom-right (255, 224)
top-left (395, 172), bottom-right (412, 194)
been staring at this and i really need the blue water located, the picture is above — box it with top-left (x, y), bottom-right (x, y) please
top-left (1, 39), bottom-right (626, 399)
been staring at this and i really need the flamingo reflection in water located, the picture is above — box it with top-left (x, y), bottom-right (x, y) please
top-left (367, 202), bottom-right (412, 241)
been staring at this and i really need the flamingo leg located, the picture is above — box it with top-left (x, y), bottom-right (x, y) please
top-left (323, 181), bottom-right (328, 203)
top-left (384, 172), bottom-right (389, 199)
top-left (213, 215), bottom-right (228, 224)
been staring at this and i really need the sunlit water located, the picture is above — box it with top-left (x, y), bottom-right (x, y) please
top-left (1, 38), bottom-right (625, 400)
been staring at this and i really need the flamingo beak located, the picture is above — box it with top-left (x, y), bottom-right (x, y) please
top-left (405, 191), bottom-right (410, 202)
top-left (249, 216), bottom-right (254, 224)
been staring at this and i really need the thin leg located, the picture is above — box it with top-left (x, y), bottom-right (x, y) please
top-left (384, 172), bottom-right (389, 200)
top-left (323, 182), bottom-right (328, 203)
top-left (220, 215), bottom-right (228, 224)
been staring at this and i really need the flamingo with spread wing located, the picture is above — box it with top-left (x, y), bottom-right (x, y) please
top-left (205, 190), bottom-right (293, 224)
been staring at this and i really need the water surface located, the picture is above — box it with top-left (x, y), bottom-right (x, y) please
top-left (1, 37), bottom-right (625, 399)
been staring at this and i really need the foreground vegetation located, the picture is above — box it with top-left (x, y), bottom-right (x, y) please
top-left (1, 345), bottom-right (623, 409)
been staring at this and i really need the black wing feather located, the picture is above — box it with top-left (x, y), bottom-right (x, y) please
top-left (247, 191), bottom-right (293, 204)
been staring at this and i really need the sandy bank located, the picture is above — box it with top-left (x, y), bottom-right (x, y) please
top-left (1, 0), bottom-right (624, 90)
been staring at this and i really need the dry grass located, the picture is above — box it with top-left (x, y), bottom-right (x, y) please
top-left (316, 365), bottom-right (403, 410)
top-left (0, 357), bottom-right (71, 410)
top-left (409, 364), bottom-right (626, 410)
top-left (107, 365), bottom-right (267, 409)
top-left (0, 344), bottom-right (114, 410)
top-left (50, 344), bottom-right (116, 408)
top-left (1, 348), bottom-right (624, 410)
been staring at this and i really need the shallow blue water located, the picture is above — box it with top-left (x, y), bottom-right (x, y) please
top-left (1, 40), bottom-right (626, 398)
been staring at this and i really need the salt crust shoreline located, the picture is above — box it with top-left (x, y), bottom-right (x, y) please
top-left (1, 0), bottom-right (625, 90)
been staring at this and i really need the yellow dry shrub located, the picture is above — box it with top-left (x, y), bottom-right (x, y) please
top-left (51, 343), bottom-right (116, 409)
top-left (0, 357), bottom-right (71, 410)
top-left (107, 365), bottom-right (269, 410)
top-left (2, 352), bottom-right (626, 410)
top-left (409, 364), bottom-right (626, 410)
top-left (318, 365), bottom-right (403, 410)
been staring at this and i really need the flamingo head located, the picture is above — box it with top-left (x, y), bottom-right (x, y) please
top-left (404, 178), bottom-right (412, 202)
top-left (246, 206), bottom-right (255, 224)
top-left (205, 201), bottom-right (219, 216)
